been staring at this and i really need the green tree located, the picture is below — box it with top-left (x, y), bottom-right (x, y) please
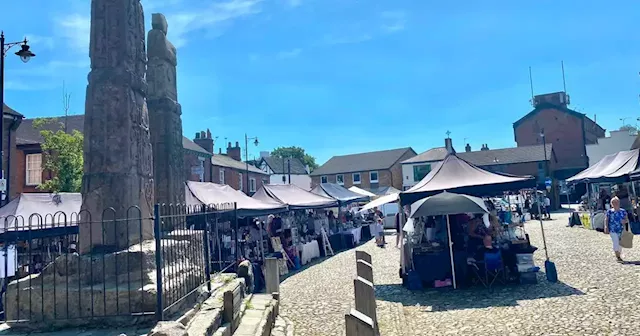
top-left (271, 146), bottom-right (319, 171)
top-left (33, 118), bottom-right (84, 193)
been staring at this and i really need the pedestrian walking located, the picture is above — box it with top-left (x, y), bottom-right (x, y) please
top-left (544, 195), bottom-right (551, 219)
top-left (604, 196), bottom-right (629, 263)
top-left (375, 218), bottom-right (385, 248)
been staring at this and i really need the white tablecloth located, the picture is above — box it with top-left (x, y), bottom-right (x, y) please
top-left (299, 240), bottom-right (320, 265)
top-left (349, 227), bottom-right (362, 245)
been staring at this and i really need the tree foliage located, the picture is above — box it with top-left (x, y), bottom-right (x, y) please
top-left (33, 118), bottom-right (84, 193)
top-left (620, 124), bottom-right (638, 133)
top-left (271, 146), bottom-right (319, 171)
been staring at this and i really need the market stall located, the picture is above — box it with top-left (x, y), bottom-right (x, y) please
top-left (348, 186), bottom-right (377, 198)
top-left (311, 183), bottom-right (370, 205)
top-left (398, 154), bottom-right (541, 289)
top-left (253, 184), bottom-right (339, 267)
top-left (0, 193), bottom-right (81, 278)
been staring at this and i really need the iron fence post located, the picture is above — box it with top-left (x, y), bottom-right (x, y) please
top-left (202, 206), bottom-right (212, 292)
top-left (234, 202), bottom-right (239, 268)
top-left (153, 204), bottom-right (164, 321)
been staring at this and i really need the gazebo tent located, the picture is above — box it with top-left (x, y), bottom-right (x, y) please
top-left (186, 181), bottom-right (287, 217)
top-left (348, 186), bottom-right (377, 198)
top-left (0, 193), bottom-right (81, 240)
top-left (252, 184), bottom-right (338, 210)
top-left (567, 149), bottom-right (639, 184)
top-left (311, 183), bottom-right (370, 205)
top-left (400, 154), bottom-right (536, 205)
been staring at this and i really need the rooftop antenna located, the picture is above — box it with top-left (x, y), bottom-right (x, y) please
top-left (561, 61), bottom-right (567, 93)
top-left (62, 81), bottom-right (71, 133)
top-left (529, 66), bottom-right (535, 107)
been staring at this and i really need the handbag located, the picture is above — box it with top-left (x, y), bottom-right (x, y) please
top-left (621, 229), bottom-right (634, 249)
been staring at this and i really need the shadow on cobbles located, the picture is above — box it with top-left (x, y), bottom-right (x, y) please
top-left (375, 272), bottom-right (584, 312)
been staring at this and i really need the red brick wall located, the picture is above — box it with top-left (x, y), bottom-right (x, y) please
top-left (184, 151), bottom-right (212, 182)
top-left (14, 145), bottom-right (50, 196)
top-left (211, 165), bottom-right (267, 195)
top-left (310, 169), bottom-right (393, 189)
top-left (514, 108), bottom-right (599, 170)
top-left (390, 150), bottom-right (417, 190)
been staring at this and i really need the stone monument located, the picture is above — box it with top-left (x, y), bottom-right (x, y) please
top-left (79, 0), bottom-right (155, 254)
top-left (147, 13), bottom-right (185, 206)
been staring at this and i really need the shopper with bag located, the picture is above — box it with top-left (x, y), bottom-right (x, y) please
top-left (604, 197), bottom-right (630, 263)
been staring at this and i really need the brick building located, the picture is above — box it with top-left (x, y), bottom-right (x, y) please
top-left (513, 91), bottom-right (605, 180)
top-left (310, 147), bottom-right (416, 191)
top-left (2, 104), bottom-right (24, 201)
top-left (12, 115), bottom-right (222, 199)
top-left (211, 142), bottom-right (269, 195)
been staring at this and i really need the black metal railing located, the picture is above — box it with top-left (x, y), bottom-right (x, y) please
top-left (0, 202), bottom-right (241, 325)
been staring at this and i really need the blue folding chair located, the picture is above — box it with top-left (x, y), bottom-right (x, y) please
top-left (471, 249), bottom-right (506, 289)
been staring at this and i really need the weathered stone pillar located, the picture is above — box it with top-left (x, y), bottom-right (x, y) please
top-left (147, 13), bottom-right (185, 206)
top-left (80, 0), bottom-right (154, 254)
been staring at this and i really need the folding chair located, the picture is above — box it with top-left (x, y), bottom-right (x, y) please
top-left (470, 249), bottom-right (506, 289)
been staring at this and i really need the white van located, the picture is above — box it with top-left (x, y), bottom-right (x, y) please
top-left (381, 203), bottom-right (399, 229)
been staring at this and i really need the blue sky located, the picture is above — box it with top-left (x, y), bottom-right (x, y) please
top-left (2, 0), bottom-right (640, 164)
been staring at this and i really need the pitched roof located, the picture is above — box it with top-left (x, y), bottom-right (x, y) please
top-left (15, 114), bottom-right (212, 157)
top-left (16, 115), bottom-right (84, 145)
top-left (182, 137), bottom-right (211, 156)
top-left (310, 147), bottom-right (416, 176)
top-left (3, 103), bottom-right (24, 118)
top-left (402, 147), bottom-right (449, 164)
top-left (457, 144), bottom-right (553, 166)
top-left (211, 154), bottom-right (267, 175)
top-left (260, 156), bottom-right (308, 175)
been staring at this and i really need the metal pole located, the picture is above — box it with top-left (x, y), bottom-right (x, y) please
top-left (153, 204), bottom-right (164, 321)
top-left (245, 134), bottom-right (249, 194)
top-left (0, 33), bottom-right (6, 206)
top-left (202, 206), bottom-right (212, 292)
top-left (536, 197), bottom-right (550, 260)
top-left (234, 202), bottom-right (239, 266)
top-left (288, 158), bottom-right (291, 184)
top-left (445, 215), bottom-right (457, 289)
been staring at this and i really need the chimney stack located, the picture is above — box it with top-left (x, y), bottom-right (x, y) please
top-left (226, 141), bottom-right (242, 161)
top-left (480, 144), bottom-right (490, 151)
top-left (465, 144), bottom-right (471, 152)
top-left (193, 130), bottom-right (214, 153)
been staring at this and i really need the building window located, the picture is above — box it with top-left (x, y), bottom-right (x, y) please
top-left (370, 171), bottom-right (379, 183)
top-left (413, 164), bottom-right (431, 182)
top-left (336, 174), bottom-right (344, 185)
top-left (353, 173), bottom-right (361, 184)
top-left (321, 176), bottom-right (328, 183)
top-left (26, 153), bottom-right (42, 186)
top-left (219, 169), bottom-right (225, 184)
top-left (239, 173), bottom-right (243, 191)
top-left (250, 178), bottom-right (256, 192)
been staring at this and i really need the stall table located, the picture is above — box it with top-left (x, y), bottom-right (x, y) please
top-left (299, 240), bottom-right (320, 265)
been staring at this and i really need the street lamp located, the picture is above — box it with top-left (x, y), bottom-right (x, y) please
top-left (620, 117), bottom-right (630, 127)
top-left (1, 32), bottom-right (35, 204)
top-left (244, 134), bottom-right (258, 194)
top-left (540, 129), bottom-right (548, 181)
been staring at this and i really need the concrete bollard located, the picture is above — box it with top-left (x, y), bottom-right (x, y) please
top-left (345, 309), bottom-right (376, 336)
top-left (355, 250), bottom-right (371, 264)
top-left (265, 257), bottom-right (280, 295)
top-left (353, 276), bottom-right (377, 332)
top-left (356, 260), bottom-right (374, 284)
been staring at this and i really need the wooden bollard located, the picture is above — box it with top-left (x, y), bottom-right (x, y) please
top-left (345, 309), bottom-right (376, 336)
top-left (265, 257), bottom-right (280, 295)
top-left (353, 276), bottom-right (377, 331)
top-left (356, 260), bottom-right (374, 284)
top-left (355, 250), bottom-right (371, 264)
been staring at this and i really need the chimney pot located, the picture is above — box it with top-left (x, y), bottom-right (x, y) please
top-left (206, 129), bottom-right (211, 139)
top-left (200, 131), bottom-right (206, 138)
top-left (195, 132), bottom-right (200, 139)
top-left (228, 142), bottom-right (232, 148)
top-left (235, 141), bottom-right (239, 147)
top-left (465, 144), bottom-right (471, 152)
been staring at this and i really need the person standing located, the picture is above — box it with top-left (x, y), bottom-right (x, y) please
top-left (604, 196), bottom-right (629, 263)
top-left (544, 195), bottom-right (551, 219)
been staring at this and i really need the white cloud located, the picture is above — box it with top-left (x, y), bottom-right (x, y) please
top-left (286, 0), bottom-right (302, 7)
top-left (56, 13), bottom-right (91, 51)
top-left (25, 34), bottom-right (56, 50)
top-left (277, 48), bottom-right (302, 59)
top-left (380, 10), bottom-right (407, 33)
top-left (166, 0), bottom-right (263, 47)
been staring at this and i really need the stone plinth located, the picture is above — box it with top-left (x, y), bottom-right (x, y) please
top-left (5, 233), bottom-right (205, 329)
top-left (80, 0), bottom-right (155, 254)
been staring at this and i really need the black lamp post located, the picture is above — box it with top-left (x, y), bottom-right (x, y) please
top-left (1, 32), bottom-right (35, 204)
top-left (244, 134), bottom-right (258, 194)
top-left (540, 129), bottom-right (548, 182)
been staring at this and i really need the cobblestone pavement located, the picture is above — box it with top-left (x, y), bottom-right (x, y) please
top-left (279, 212), bottom-right (640, 335)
